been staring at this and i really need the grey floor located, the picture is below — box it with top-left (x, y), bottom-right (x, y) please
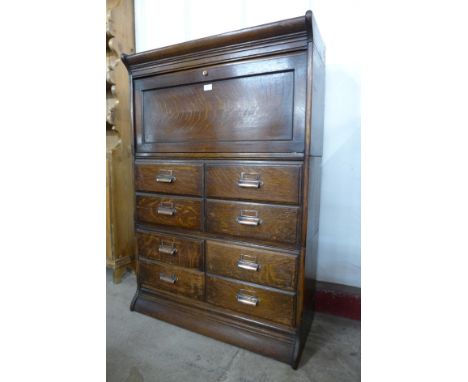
top-left (107, 270), bottom-right (360, 382)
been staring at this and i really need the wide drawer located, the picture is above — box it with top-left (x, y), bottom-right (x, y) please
top-left (206, 240), bottom-right (297, 290)
top-left (205, 162), bottom-right (302, 204)
top-left (136, 194), bottom-right (202, 230)
top-left (135, 161), bottom-right (203, 196)
top-left (139, 260), bottom-right (205, 300)
top-left (133, 54), bottom-right (306, 153)
top-left (206, 200), bottom-right (299, 245)
top-left (206, 275), bottom-right (295, 326)
top-left (137, 231), bottom-right (203, 269)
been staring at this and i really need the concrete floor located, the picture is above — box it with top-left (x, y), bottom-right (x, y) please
top-left (107, 270), bottom-right (360, 382)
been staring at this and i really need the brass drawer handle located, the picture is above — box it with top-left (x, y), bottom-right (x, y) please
top-left (236, 290), bottom-right (259, 306)
top-left (237, 172), bottom-right (262, 189)
top-left (237, 254), bottom-right (259, 271)
top-left (156, 170), bottom-right (176, 183)
top-left (236, 210), bottom-right (261, 226)
top-left (159, 273), bottom-right (177, 284)
top-left (157, 202), bottom-right (176, 216)
top-left (158, 241), bottom-right (177, 255)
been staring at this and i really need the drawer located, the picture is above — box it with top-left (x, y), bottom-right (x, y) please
top-left (205, 162), bottom-right (301, 204)
top-left (136, 194), bottom-right (202, 230)
top-left (206, 275), bottom-right (295, 326)
top-left (139, 260), bottom-right (205, 300)
top-left (133, 54), bottom-right (306, 153)
top-left (137, 231), bottom-right (203, 269)
top-left (135, 161), bottom-right (202, 196)
top-left (206, 200), bottom-right (299, 245)
top-left (206, 240), bottom-right (297, 290)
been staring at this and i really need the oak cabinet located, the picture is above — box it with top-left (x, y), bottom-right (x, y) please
top-left (123, 10), bottom-right (325, 368)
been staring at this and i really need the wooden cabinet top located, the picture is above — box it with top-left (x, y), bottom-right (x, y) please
top-left (122, 11), bottom-right (324, 75)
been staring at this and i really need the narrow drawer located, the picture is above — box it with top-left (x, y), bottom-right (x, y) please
top-left (135, 161), bottom-right (202, 196)
top-left (137, 231), bottom-right (203, 269)
top-left (139, 260), bottom-right (205, 300)
top-left (206, 275), bottom-right (295, 326)
top-left (205, 163), bottom-right (301, 204)
top-left (206, 200), bottom-right (299, 245)
top-left (206, 241), bottom-right (297, 290)
top-left (136, 194), bottom-right (202, 230)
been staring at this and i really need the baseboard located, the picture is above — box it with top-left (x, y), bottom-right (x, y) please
top-left (314, 281), bottom-right (361, 321)
top-left (132, 290), bottom-right (300, 367)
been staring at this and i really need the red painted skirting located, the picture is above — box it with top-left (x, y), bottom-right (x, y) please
top-left (314, 281), bottom-right (361, 321)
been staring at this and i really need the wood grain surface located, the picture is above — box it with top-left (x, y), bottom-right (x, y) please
top-left (135, 161), bottom-right (203, 196)
top-left (133, 54), bottom-right (306, 154)
top-left (137, 230), bottom-right (203, 269)
top-left (143, 72), bottom-right (293, 144)
top-left (139, 259), bottom-right (205, 300)
top-left (136, 194), bottom-right (202, 230)
top-left (206, 199), bottom-right (299, 245)
top-left (205, 240), bottom-right (298, 290)
top-left (205, 162), bottom-right (302, 204)
top-left (206, 274), bottom-right (295, 326)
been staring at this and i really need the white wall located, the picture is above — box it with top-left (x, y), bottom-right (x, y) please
top-left (134, 0), bottom-right (361, 287)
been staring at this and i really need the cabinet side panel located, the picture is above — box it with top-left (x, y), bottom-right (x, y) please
top-left (305, 156), bottom-right (322, 284)
top-left (310, 48), bottom-right (325, 156)
top-left (294, 39), bottom-right (325, 367)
